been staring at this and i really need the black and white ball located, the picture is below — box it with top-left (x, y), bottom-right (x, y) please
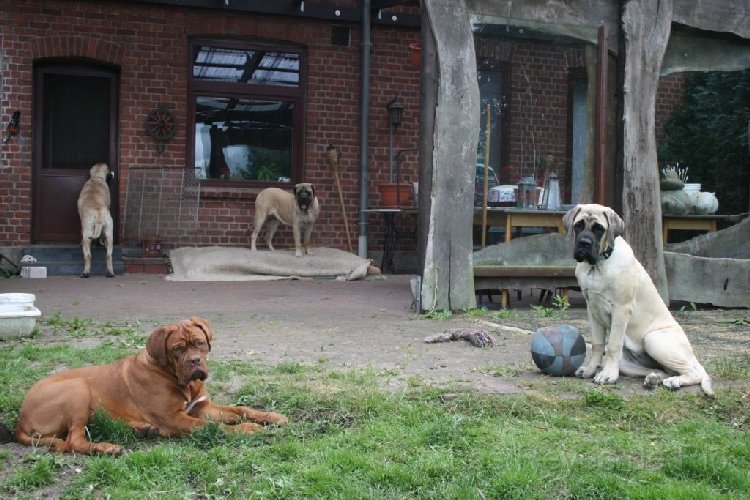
top-left (530, 325), bottom-right (586, 377)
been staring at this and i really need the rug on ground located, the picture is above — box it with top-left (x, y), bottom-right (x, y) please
top-left (167, 247), bottom-right (372, 281)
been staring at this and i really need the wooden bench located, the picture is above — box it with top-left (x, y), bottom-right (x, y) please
top-left (473, 265), bottom-right (578, 309)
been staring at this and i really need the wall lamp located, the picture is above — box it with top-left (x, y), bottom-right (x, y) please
top-left (386, 96), bottom-right (404, 129)
top-left (3, 111), bottom-right (20, 144)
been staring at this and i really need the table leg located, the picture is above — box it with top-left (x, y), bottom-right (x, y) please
top-left (381, 213), bottom-right (397, 274)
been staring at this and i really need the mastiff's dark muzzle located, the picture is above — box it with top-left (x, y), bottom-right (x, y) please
top-left (295, 184), bottom-right (315, 212)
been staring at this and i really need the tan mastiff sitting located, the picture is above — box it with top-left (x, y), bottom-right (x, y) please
top-left (77, 163), bottom-right (114, 278)
top-left (251, 183), bottom-right (320, 257)
top-left (15, 317), bottom-right (288, 454)
top-left (562, 204), bottom-right (714, 397)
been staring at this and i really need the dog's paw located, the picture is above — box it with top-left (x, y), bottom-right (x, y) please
top-left (644, 372), bottom-right (663, 389)
top-left (91, 442), bottom-right (125, 455)
top-left (134, 425), bottom-right (160, 438)
top-left (662, 376), bottom-right (682, 390)
top-left (575, 365), bottom-right (596, 379)
top-left (80, 273), bottom-right (90, 278)
top-left (106, 272), bottom-right (115, 278)
top-left (224, 422), bottom-right (263, 435)
top-left (593, 367), bottom-right (619, 385)
top-left (264, 412), bottom-right (288, 425)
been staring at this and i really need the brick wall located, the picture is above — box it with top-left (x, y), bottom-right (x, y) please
top-left (655, 73), bottom-right (687, 143)
top-left (0, 0), bottom-right (420, 253)
top-left (0, 1), bottom-right (687, 256)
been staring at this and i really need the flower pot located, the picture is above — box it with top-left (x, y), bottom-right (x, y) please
top-left (378, 183), bottom-right (413, 207)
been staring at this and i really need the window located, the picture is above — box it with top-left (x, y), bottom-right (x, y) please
top-left (189, 39), bottom-right (305, 185)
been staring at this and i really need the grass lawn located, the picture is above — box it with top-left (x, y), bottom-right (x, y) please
top-left (0, 318), bottom-right (749, 499)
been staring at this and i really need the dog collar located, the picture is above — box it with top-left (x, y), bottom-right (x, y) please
top-left (184, 395), bottom-right (207, 415)
top-left (602, 246), bottom-right (614, 259)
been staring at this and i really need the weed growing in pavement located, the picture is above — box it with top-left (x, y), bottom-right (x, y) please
top-left (423, 309), bottom-right (453, 320)
top-left (531, 304), bottom-right (554, 318)
top-left (552, 293), bottom-right (570, 317)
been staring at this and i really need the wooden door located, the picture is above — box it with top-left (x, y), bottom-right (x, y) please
top-left (32, 64), bottom-right (118, 243)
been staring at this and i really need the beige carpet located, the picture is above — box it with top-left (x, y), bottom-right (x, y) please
top-left (166, 246), bottom-right (372, 281)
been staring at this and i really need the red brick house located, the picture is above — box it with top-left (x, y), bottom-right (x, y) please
top-left (0, 0), bottom-right (686, 274)
top-left (0, 0), bottom-right (421, 267)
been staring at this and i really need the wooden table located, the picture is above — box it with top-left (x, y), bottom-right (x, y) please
top-left (662, 214), bottom-right (729, 243)
top-left (473, 208), bottom-right (567, 242)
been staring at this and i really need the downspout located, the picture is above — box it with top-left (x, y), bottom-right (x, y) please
top-left (358, 0), bottom-right (371, 258)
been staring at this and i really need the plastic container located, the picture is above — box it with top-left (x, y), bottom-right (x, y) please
top-left (0, 293), bottom-right (36, 312)
top-left (0, 305), bottom-right (41, 338)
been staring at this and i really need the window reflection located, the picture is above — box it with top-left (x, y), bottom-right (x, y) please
top-left (194, 96), bottom-right (293, 181)
top-left (193, 46), bottom-right (299, 87)
top-left (189, 39), bottom-right (303, 184)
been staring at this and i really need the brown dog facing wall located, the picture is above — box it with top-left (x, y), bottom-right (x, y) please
top-left (15, 317), bottom-right (287, 454)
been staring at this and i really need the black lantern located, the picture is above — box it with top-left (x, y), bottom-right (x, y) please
top-left (387, 96), bottom-right (403, 128)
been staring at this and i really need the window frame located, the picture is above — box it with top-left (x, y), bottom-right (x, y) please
top-left (476, 58), bottom-right (510, 182)
top-left (187, 38), bottom-right (306, 188)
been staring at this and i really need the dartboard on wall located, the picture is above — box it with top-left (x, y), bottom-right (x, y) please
top-left (144, 107), bottom-right (177, 142)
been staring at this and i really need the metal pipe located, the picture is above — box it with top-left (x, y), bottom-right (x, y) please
top-left (358, 0), bottom-right (372, 258)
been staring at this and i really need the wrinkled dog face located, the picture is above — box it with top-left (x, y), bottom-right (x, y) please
top-left (294, 183), bottom-right (316, 212)
top-left (166, 324), bottom-right (211, 386)
top-left (147, 317), bottom-right (213, 387)
top-left (572, 213), bottom-right (608, 265)
top-left (563, 204), bottom-right (625, 266)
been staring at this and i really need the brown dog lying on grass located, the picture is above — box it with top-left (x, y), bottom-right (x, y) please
top-left (15, 317), bottom-right (287, 455)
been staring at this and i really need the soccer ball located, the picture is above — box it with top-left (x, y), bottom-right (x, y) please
top-left (530, 325), bottom-right (586, 377)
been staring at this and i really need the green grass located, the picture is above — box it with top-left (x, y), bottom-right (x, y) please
top-left (1, 341), bottom-right (749, 498)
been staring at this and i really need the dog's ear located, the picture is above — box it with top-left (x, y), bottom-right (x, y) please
top-left (562, 205), bottom-right (581, 232)
top-left (605, 208), bottom-right (625, 239)
top-left (146, 324), bottom-right (176, 366)
top-left (293, 184), bottom-right (300, 196)
top-left (604, 208), bottom-right (625, 250)
top-left (310, 184), bottom-right (315, 198)
top-left (190, 316), bottom-right (213, 350)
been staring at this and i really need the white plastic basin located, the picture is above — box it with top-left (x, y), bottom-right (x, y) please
top-left (0, 304), bottom-right (42, 338)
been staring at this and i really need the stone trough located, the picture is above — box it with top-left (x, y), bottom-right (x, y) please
top-left (665, 216), bottom-right (750, 308)
top-left (473, 217), bottom-right (750, 309)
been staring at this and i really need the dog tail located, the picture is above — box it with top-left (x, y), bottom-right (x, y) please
top-left (89, 208), bottom-right (108, 240)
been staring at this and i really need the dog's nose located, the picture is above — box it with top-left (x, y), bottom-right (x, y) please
top-left (577, 236), bottom-right (593, 248)
top-left (189, 355), bottom-right (201, 366)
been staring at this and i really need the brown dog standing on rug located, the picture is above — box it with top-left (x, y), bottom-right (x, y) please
top-left (15, 317), bottom-right (287, 455)
top-left (77, 162), bottom-right (114, 278)
top-left (251, 183), bottom-right (320, 257)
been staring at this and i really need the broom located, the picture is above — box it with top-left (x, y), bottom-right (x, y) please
top-left (326, 144), bottom-right (353, 253)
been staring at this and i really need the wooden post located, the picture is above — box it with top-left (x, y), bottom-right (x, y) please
top-left (420, 0), bottom-right (479, 312)
top-left (621, 0), bottom-right (673, 302)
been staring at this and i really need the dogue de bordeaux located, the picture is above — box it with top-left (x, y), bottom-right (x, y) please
top-left (15, 317), bottom-right (287, 454)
